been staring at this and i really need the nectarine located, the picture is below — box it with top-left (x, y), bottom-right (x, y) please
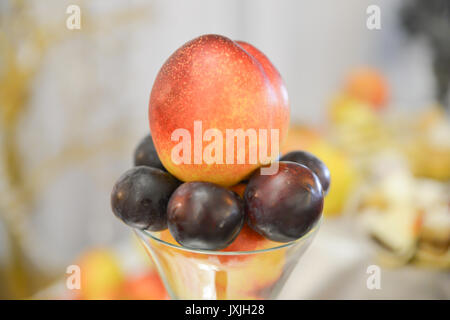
top-left (149, 34), bottom-right (290, 186)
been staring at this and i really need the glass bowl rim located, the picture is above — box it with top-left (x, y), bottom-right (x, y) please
top-left (135, 217), bottom-right (321, 256)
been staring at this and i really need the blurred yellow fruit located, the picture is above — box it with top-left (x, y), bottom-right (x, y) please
top-left (309, 141), bottom-right (358, 216)
top-left (75, 248), bottom-right (124, 300)
top-left (408, 142), bottom-right (450, 181)
top-left (405, 107), bottom-right (450, 181)
top-left (329, 94), bottom-right (376, 125)
top-left (328, 93), bottom-right (390, 157)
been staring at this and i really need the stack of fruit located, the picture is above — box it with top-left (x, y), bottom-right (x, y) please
top-left (112, 136), bottom-right (329, 251)
top-left (111, 34), bottom-right (330, 252)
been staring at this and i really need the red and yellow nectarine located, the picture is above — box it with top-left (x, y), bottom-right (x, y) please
top-left (149, 34), bottom-right (290, 186)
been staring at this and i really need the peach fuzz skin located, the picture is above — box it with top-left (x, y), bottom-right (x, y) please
top-left (149, 34), bottom-right (290, 186)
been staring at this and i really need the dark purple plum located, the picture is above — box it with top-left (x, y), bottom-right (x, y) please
top-left (280, 150), bottom-right (330, 194)
top-left (134, 134), bottom-right (166, 171)
top-left (111, 166), bottom-right (179, 231)
top-left (244, 161), bottom-right (323, 242)
top-left (167, 182), bottom-right (244, 250)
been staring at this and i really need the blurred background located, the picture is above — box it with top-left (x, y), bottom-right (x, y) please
top-left (0, 0), bottom-right (448, 299)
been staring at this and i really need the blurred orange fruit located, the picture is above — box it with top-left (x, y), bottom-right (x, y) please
top-left (121, 271), bottom-right (168, 300)
top-left (344, 67), bottom-right (389, 109)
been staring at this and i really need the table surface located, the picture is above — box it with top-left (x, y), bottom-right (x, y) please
top-left (279, 218), bottom-right (450, 299)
